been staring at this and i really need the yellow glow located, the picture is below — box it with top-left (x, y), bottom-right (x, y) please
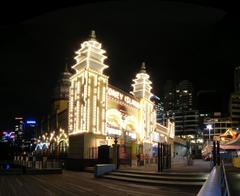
top-left (67, 32), bottom-right (174, 152)
top-left (131, 66), bottom-right (153, 100)
top-left (69, 33), bottom-right (108, 136)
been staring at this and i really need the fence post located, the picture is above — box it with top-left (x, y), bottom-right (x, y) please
top-left (213, 141), bottom-right (216, 166)
top-left (217, 141), bottom-right (220, 166)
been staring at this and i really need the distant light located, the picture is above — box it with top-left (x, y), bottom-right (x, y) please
top-left (26, 120), bottom-right (36, 124)
top-left (207, 124), bottom-right (213, 130)
top-left (15, 117), bottom-right (23, 120)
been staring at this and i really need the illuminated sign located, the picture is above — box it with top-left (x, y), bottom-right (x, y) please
top-left (106, 127), bottom-right (121, 136)
top-left (107, 87), bottom-right (140, 108)
top-left (26, 120), bottom-right (36, 124)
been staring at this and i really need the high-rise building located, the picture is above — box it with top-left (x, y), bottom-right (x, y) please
top-left (203, 115), bottom-right (232, 141)
top-left (156, 101), bottom-right (165, 125)
top-left (229, 92), bottom-right (240, 130)
top-left (14, 117), bottom-right (24, 151)
top-left (163, 80), bottom-right (201, 156)
top-left (163, 80), bottom-right (175, 111)
top-left (234, 66), bottom-right (240, 92)
top-left (174, 110), bottom-right (199, 136)
top-left (163, 80), bottom-right (194, 113)
top-left (164, 80), bottom-right (196, 137)
top-left (175, 80), bottom-right (193, 111)
top-left (150, 95), bottom-right (166, 125)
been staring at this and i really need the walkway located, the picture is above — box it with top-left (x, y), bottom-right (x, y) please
top-left (0, 170), bottom-right (200, 196)
top-left (119, 158), bottom-right (212, 174)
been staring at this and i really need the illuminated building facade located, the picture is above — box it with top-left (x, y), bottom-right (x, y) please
top-left (14, 117), bottom-right (24, 152)
top-left (67, 31), bottom-right (175, 166)
top-left (35, 67), bottom-right (71, 157)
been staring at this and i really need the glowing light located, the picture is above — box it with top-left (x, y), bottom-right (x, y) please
top-left (128, 132), bottom-right (136, 139)
top-left (207, 124), bottom-right (213, 130)
top-left (26, 120), bottom-right (36, 124)
top-left (107, 87), bottom-right (140, 108)
top-left (67, 31), bottom-right (174, 155)
top-left (106, 127), bottom-right (121, 136)
top-left (15, 117), bottom-right (23, 120)
top-left (69, 33), bottom-right (109, 135)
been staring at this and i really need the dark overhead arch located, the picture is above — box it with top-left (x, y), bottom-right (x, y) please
top-left (0, 0), bottom-right (238, 26)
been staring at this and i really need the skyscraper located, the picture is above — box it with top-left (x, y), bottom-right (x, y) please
top-left (229, 66), bottom-right (240, 130)
top-left (14, 117), bottom-right (24, 152)
top-left (175, 80), bottom-right (193, 111)
top-left (229, 92), bottom-right (240, 130)
top-left (234, 66), bottom-right (240, 92)
top-left (163, 80), bottom-right (201, 156)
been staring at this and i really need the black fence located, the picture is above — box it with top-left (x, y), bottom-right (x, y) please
top-left (158, 143), bottom-right (171, 172)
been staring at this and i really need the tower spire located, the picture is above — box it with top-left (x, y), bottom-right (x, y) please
top-left (64, 57), bottom-right (69, 72)
top-left (131, 61), bottom-right (152, 100)
top-left (140, 62), bottom-right (146, 73)
top-left (65, 64), bottom-right (69, 73)
top-left (90, 30), bottom-right (96, 40)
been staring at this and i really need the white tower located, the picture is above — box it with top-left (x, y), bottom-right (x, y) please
top-left (69, 30), bottom-right (108, 136)
top-left (131, 62), bottom-right (156, 142)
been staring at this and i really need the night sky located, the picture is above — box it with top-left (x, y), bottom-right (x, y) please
top-left (0, 1), bottom-right (240, 129)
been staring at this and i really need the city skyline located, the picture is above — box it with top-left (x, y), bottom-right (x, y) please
top-left (0, 1), bottom-right (239, 129)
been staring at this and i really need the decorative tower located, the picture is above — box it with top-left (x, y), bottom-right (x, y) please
top-left (131, 62), bottom-right (156, 144)
top-left (53, 65), bottom-right (71, 114)
top-left (131, 62), bottom-right (153, 100)
top-left (68, 31), bottom-right (109, 159)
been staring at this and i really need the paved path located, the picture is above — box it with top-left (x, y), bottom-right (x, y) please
top-left (120, 159), bottom-right (212, 173)
top-left (0, 170), bottom-right (200, 196)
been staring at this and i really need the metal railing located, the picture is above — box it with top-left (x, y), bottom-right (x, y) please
top-left (221, 160), bottom-right (230, 196)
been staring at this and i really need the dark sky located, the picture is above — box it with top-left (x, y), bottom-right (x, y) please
top-left (0, 1), bottom-right (240, 129)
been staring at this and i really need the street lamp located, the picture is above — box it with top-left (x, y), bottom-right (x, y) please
top-left (106, 127), bottom-right (121, 169)
top-left (206, 124), bottom-right (213, 144)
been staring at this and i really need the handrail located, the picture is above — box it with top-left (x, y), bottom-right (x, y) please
top-left (197, 166), bottom-right (221, 196)
top-left (221, 160), bottom-right (230, 196)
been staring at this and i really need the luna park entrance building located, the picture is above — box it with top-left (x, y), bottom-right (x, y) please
top-left (67, 31), bottom-right (175, 169)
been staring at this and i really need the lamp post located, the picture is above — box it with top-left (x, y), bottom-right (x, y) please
top-left (112, 134), bottom-right (120, 169)
top-left (206, 124), bottom-right (213, 144)
top-left (106, 128), bottom-right (121, 169)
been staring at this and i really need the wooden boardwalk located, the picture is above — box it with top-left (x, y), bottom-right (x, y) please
top-left (0, 170), bottom-right (200, 196)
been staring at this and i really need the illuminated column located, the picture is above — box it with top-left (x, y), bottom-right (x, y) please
top-left (131, 62), bottom-right (156, 142)
top-left (68, 31), bottom-right (109, 136)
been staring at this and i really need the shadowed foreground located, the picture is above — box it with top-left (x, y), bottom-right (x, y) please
top-left (0, 170), bottom-right (200, 196)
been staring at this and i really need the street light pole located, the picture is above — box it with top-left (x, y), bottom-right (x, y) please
top-left (113, 135), bottom-right (119, 169)
top-left (206, 124), bottom-right (213, 145)
top-left (208, 128), bottom-right (210, 141)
